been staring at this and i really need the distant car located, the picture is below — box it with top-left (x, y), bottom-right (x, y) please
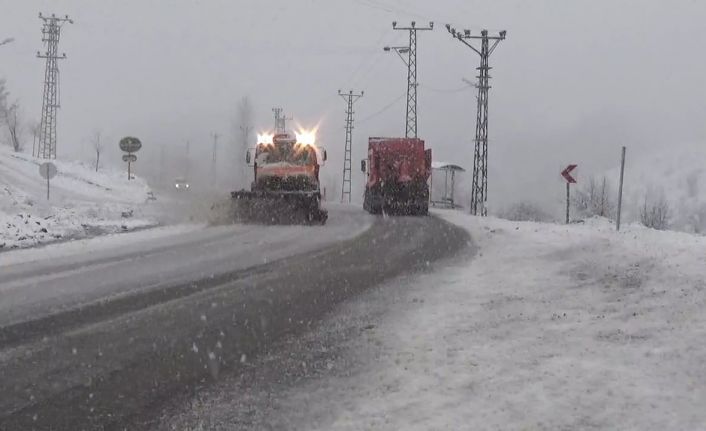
top-left (174, 178), bottom-right (190, 191)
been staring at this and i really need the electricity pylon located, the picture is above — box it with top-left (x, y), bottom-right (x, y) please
top-left (338, 90), bottom-right (364, 203)
top-left (446, 25), bottom-right (506, 216)
top-left (36, 13), bottom-right (73, 159)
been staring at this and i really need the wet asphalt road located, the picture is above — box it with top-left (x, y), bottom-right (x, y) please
top-left (0, 214), bottom-right (469, 430)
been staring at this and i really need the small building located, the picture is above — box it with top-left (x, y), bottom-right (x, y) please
top-left (430, 162), bottom-right (465, 209)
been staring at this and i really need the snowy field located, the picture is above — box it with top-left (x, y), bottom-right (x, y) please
top-left (0, 146), bottom-right (157, 250)
top-left (165, 210), bottom-right (706, 430)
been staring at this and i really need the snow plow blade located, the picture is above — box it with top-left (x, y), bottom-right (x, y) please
top-left (231, 190), bottom-right (328, 225)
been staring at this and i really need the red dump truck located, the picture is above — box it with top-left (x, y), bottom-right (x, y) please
top-left (361, 137), bottom-right (432, 215)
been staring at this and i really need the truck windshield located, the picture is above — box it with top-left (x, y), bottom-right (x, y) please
top-left (257, 143), bottom-right (314, 166)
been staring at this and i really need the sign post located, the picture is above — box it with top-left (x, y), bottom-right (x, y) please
top-left (39, 162), bottom-right (57, 200)
top-left (616, 147), bottom-right (626, 231)
top-left (561, 164), bottom-right (577, 224)
top-left (122, 153), bottom-right (138, 179)
top-left (119, 137), bottom-right (142, 180)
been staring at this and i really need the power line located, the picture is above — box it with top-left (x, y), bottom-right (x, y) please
top-left (446, 25), bottom-right (506, 216)
top-left (352, 0), bottom-right (501, 33)
top-left (352, 0), bottom-right (395, 13)
top-left (338, 90), bottom-right (364, 203)
top-left (358, 91), bottom-right (405, 124)
top-left (419, 83), bottom-right (474, 93)
top-left (344, 26), bottom-right (392, 86)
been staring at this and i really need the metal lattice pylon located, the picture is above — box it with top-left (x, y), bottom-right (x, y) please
top-left (338, 90), bottom-right (363, 203)
top-left (405, 29), bottom-right (418, 138)
top-left (36, 13), bottom-right (72, 160)
top-left (272, 107), bottom-right (291, 133)
top-left (446, 26), bottom-right (506, 216)
top-left (385, 21), bottom-right (433, 138)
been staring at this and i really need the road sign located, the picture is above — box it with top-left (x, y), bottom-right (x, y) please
top-left (561, 164), bottom-right (577, 183)
top-left (122, 154), bottom-right (137, 162)
top-left (39, 162), bottom-right (57, 180)
top-left (119, 136), bottom-right (142, 153)
top-left (39, 162), bottom-right (57, 200)
top-left (561, 163), bottom-right (578, 224)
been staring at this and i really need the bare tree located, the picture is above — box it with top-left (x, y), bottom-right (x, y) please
top-left (4, 102), bottom-right (23, 152)
top-left (572, 176), bottom-right (615, 218)
top-left (0, 78), bottom-right (8, 113)
top-left (640, 193), bottom-right (670, 230)
top-left (28, 121), bottom-right (40, 157)
top-left (91, 130), bottom-right (104, 172)
top-left (0, 79), bottom-right (9, 147)
top-left (0, 81), bottom-right (23, 152)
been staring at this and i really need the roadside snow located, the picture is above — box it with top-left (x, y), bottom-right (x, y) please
top-left (301, 211), bottom-right (706, 430)
top-left (0, 147), bottom-right (157, 250)
top-left (176, 210), bottom-right (706, 430)
top-left (0, 223), bottom-right (203, 267)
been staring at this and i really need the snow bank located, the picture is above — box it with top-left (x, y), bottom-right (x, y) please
top-left (261, 211), bottom-right (706, 430)
top-left (0, 223), bottom-right (203, 267)
top-left (0, 146), bottom-right (157, 250)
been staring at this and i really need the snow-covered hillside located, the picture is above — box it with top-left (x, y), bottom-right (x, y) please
top-left (0, 147), bottom-right (157, 250)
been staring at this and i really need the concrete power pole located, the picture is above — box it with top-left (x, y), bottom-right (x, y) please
top-left (159, 144), bottom-right (165, 186)
top-left (36, 13), bottom-right (73, 159)
top-left (185, 140), bottom-right (190, 180)
top-left (338, 90), bottom-right (364, 203)
top-left (384, 21), bottom-right (433, 138)
top-left (211, 132), bottom-right (219, 185)
top-left (445, 25), bottom-right (506, 216)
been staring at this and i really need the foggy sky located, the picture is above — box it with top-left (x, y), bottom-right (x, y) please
top-left (1, 0), bottom-right (705, 210)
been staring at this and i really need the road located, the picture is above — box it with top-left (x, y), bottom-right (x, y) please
top-left (0, 207), bottom-right (469, 430)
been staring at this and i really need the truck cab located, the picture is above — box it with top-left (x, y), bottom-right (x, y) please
top-left (248, 132), bottom-right (325, 192)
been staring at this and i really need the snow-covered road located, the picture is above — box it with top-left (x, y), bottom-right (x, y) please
top-left (0, 204), bottom-right (371, 327)
top-left (160, 210), bottom-right (706, 431)
top-left (0, 207), bottom-right (471, 430)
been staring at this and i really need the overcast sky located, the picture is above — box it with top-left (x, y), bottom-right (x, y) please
top-left (1, 0), bottom-right (705, 209)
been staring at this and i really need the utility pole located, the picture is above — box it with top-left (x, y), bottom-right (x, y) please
top-left (384, 20), bottom-right (433, 138)
top-left (272, 107), bottom-right (291, 133)
top-left (239, 125), bottom-right (252, 149)
top-left (185, 140), bottom-right (190, 179)
top-left (36, 13), bottom-right (73, 160)
top-left (212, 132), bottom-right (219, 185)
top-left (338, 90), bottom-right (364, 203)
top-left (159, 144), bottom-right (165, 186)
top-left (445, 25), bottom-right (506, 216)
top-left (616, 146), bottom-right (627, 231)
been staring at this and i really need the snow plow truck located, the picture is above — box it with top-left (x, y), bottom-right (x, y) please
top-left (232, 130), bottom-right (328, 224)
top-left (361, 137), bottom-right (431, 215)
